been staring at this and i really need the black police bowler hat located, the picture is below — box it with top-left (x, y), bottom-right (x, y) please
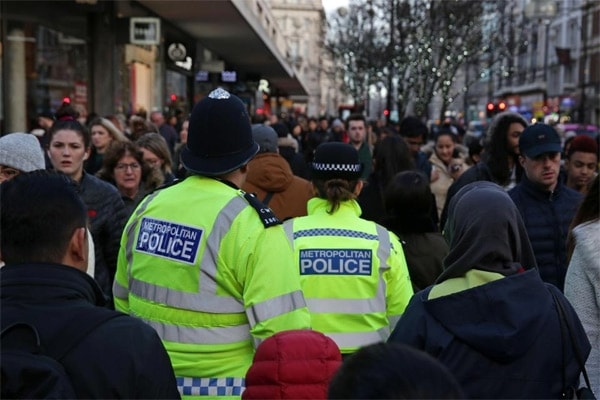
top-left (181, 88), bottom-right (259, 176)
top-left (311, 142), bottom-right (363, 181)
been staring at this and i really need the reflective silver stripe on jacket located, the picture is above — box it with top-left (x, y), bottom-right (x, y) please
top-left (388, 314), bottom-right (401, 329)
top-left (141, 318), bottom-right (252, 344)
top-left (306, 297), bottom-right (386, 314)
top-left (128, 278), bottom-right (243, 312)
top-left (283, 219), bottom-right (294, 247)
top-left (113, 191), bottom-right (160, 301)
top-left (326, 326), bottom-right (390, 349)
top-left (376, 223), bottom-right (401, 331)
top-left (113, 280), bottom-right (128, 300)
top-left (375, 224), bottom-right (391, 272)
top-left (246, 290), bottom-right (306, 328)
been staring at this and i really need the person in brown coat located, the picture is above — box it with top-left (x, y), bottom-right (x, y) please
top-left (243, 124), bottom-right (314, 221)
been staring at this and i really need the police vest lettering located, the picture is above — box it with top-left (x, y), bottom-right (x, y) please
top-left (136, 217), bottom-right (202, 264)
top-left (300, 249), bottom-right (372, 275)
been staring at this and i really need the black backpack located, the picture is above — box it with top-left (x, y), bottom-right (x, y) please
top-left (1, 313), bottom-right (123, 399)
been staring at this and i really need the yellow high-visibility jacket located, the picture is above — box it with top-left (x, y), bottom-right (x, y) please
top-left (283, 197), bottom-right (413, 354)
top-left (114, 176), bottom-right (311, 399)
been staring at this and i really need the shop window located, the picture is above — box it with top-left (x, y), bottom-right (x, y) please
top-left (34, 25), bottom-right (88, 113)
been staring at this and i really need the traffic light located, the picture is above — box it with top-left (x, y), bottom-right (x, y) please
top-left (486, 102), bottom-right (495, 118)
top-left (486, 101), bottom-right (507, 118)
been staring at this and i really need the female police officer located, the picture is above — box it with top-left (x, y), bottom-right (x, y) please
top-left (283, 142), bottom-right (413, 356)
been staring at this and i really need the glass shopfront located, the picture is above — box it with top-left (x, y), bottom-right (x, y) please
top-left (1, 1), bottom-right (90, 132)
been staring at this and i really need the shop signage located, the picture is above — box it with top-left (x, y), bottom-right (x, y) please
top-left (130, 17), bottom-right (160, 45)
top-left (74, 81), bottom-right (88, 105)
top-left (168, 43), bottom-right (187, 62)
top-left (221, 71), bottom-right (237, 83)
top-left (200, 60), bottom-right (225, 73)
top-left (196, 71), bottom-right (210, 82)
top-left (175, 57), bottom-right (193, 71)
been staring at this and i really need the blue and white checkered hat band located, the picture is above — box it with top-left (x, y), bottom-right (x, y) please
top-left (312, 162), bottom-right (361, 173)
top-left (177, 376), bottom-right (245, 397)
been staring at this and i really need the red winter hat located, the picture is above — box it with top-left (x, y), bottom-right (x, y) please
top-left (242, 330), bottom-right (342, 399)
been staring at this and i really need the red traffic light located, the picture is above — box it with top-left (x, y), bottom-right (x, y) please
top-left (383, 109), bottom-right (390, 116)
top-left (170, 94), bottom-right (177, 102)
top-left (498, 101), bottom-right (507, 111)
top-left (62, 97), bottom-right (71, 104)
top-left (486, 102), bottom-right (495, 111)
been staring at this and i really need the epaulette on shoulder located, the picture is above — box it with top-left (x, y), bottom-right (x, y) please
top-left (243, 192), bottom-right (282, 228)
top-left (150, 177), bottom-right (184, 194)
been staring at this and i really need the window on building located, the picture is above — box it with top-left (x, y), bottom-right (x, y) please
top-left (290, 39), bottom-right (299, 59)
top-left (530, 31), bottom-right (538, 76)
top-left (564, 63), bottom-right (573, 84)
top-left (26, 24), bottom-right (88, 127)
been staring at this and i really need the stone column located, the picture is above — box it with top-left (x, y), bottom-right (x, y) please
top-left (5, 28), bottom-right (27, 132)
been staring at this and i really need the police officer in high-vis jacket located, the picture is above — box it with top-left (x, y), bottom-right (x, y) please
top-left (283, 142), bottom-right (413, 356)
top-left (113, 88), bottom-right (311, 399)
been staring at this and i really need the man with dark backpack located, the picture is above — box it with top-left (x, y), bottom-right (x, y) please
top-left (0, 170), bottom-right (180, 399)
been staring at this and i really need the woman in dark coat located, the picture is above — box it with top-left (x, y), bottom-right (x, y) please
top-left (389, 181), bottom-right (590, 399)
top-left (358, 134), bottom-right (414, 224)
top-left (382, 170), bottom-right (448, 292)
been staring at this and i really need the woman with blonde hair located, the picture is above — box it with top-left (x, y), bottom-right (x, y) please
top-left (136, 132), bottom-right (176, 184)
top-left (85, 117), bottom-right (129, 175)
top-left (429, 128), bottom-right (468, 219)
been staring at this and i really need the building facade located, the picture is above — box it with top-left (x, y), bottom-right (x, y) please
top-left (493, 0), bottom-right (599, 124)
top-left (0, 0), bottom-right (318, 133)
top-left (268, 0), bottom-right (337, 118)
top-left (439, 0), bottom-right (598, 126)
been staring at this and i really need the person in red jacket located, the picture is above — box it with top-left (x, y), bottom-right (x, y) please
top-left (243, 330), bottom-right (342, 399)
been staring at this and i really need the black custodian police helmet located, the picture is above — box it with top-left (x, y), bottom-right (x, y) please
top-left (181, 88), bottom-right (259, 176)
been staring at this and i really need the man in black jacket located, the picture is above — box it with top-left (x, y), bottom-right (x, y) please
top-left (508, 124), bottom-right (583, 291)
top-left (1, 170), bottom-right (180, 399)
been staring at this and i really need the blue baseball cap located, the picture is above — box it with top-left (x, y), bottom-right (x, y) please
top-left (519, 124), bottom-right (561, 158)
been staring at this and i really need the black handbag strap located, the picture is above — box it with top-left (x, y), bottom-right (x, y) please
top-left (554, 293), bottom-right (570, 398)
top-left (550, 289), bottom-right (593, 391)
top-left (262, 191), bottom-right (275, 206)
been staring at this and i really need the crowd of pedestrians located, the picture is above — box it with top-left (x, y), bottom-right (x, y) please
top-left (1, 91), bottom-right (598, 399)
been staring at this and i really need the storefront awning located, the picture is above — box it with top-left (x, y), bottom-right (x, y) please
top-left (136, 0), bottom-right (308, 96)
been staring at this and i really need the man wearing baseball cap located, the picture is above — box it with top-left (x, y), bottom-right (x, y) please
top-left (508, 124), bottom-right (583, 291)
top-left (113, 88), bottom-right (310, 398)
